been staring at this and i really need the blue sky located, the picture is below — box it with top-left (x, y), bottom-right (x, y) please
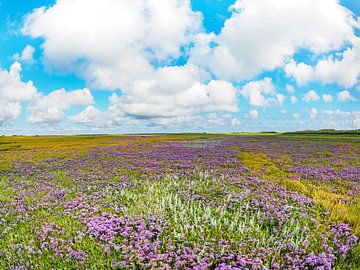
top-left (0, 0), bottom-right (359, 134)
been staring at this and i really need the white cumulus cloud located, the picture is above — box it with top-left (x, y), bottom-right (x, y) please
top-left (290, 95), bottom-right (297, 104)
top-left (0, 62), bottom-right (38, 101)
top-left (315, 38), bottom-right (360, 87)
top-left (17, 0), bottom-right (360, 130)
top-left (28, 88), bottom-right (94, 124)
top-left (309, 108), bottom-right (318, 121)
top-left (0, 102), bottom-right (22, 125)
top-left (337, 90), bottom-right (356, 102)
top-left (0, 62), bottom-right (38, 124)
top-left (303, 90), bottom-right (320, 102)
top-left (22, 0), bottom-right (202, 90)
top-left (240, 77), bottom-right (286, 107)
top-left (285, 60), bottom-right (314, 86)
top-left (245, 109), bottom-right (259, 119)
top-left (190, 0), bottom-right (357, 81)
top-left (350, 111), bottom-right (360, 129)
top-left (231, 117), bottom-right (241, 126)
top-left (322, 94), bottom-right (333, 103)
top-left (286, 84), bottom-right (295, 93)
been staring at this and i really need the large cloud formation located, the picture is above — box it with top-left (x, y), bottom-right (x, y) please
top-left (15, 0), bottom-right (360, 129)
top-left (23, 0), bottom-right (241, 122)
top-left (190, 0), bottom-right (357, 81)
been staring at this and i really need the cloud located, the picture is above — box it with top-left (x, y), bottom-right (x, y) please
top-left (350, 111), bottom-right (360, 129)
top-left (0, 102), bottom-right (22, 125)
top-left (284, 38), bottom-right (360, 88)
top-left (337, 90), bottom-right (356, 102)
top-left (284, 59), bottom-right (313, 85)
top-left (13, 45), bottom-right (35, 64)
top-left (315, 38), bottom-right (360, 87)
top-left (69, 105), bottom-right (111, 127)
top-left (22, 0), bottom-right (202, 89)
top-left (71, 77), bottom-right (239, 126)
top-left (309, 108), bottom-right (318, 121)
top-left (27, 88), bottom-right (93, 124)
top-left (0, 62), bottom-right (38, 101)
top-left (108, 65), bottom-right (238, 119)
top-left (190, 0), bottom-right (357, 81)
top-left (17, 0), bottom-right (360, 131)
top-left (245, 109), bottom-right (258, 119)
top-left (292, 112), bottom-right (300, 119)
top-left (205, 113), bottom-right (232, 127)
top-left (231, 117), bottom-right (241, 126)
top-left (70, 98), bottom-right (138, 127)
top-left (149, 115), bottom-right (204, 129)
top-left (286, 84), bottom-right (295, 93)
top-left (0, 62), bottom-right (38, 124)
top-left (303, 90), bottom-right (320, 102)
top-left (23, 0), bottom-right (358, 86)
top-left (322, 94), bottom-right (333, 103)
top-left (240, 78), bottom-right (274, 106)
top-left (240, 77), bottom-right (286, 107)
top-left (322, 109), bottom-right (350, 117)
top-left (290, 95), bottom-right (297, 104)
top-left (22, 1), bottom-right (241, 120)
top-left (275, 93), bottom-right (286, 105)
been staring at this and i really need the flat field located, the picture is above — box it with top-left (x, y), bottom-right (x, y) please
top-left (0, 134), bottom-right (359, 269)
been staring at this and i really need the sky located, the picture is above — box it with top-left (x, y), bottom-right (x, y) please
top-left (0, 0), bottom-right (359, 135)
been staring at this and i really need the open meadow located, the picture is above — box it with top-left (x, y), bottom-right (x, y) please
top-left (0, 133), bottom-right (359, 269)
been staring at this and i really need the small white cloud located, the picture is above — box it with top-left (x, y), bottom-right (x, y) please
top-left (240, 77), bottom-right (284, 107)
top-left (290, 95), bottom-right (297, 104)
top-left (309, 107), bottom-right (318, 121)
top-left (21, 45), bottom-right (35, 64)
top-left (12, 45), bottom-right (36, 64)
top-left (303, 90), bottom-right (320, 102)
top-left (286, 84), bottom-right (295, 93)
top-left (240, 78), bottom-right (274, 107)
top-left (245, 109), bottom-right (258, 119)
top-left (231, 117), bottom-right (241, 126)
top-left (322, 94), bottom-right (333, 103)
top-left (322, 109), bottom-right (350, 117)
top-left (292, 112), bottom-right (300, 119)
top-left (285, 59), bottom-right (314, 86)
top-left (337, 90), bottom-right (356, 102)
top-left (275, 93), bottom-right (286, 106)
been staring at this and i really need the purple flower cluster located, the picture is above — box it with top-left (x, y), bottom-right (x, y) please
top-left (36, 222), bottom-right (87, 262)
top-left (288, 165), bottom-right (360, 183)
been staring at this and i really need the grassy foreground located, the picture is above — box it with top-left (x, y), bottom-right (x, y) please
top-left (0, 133), bottom-right (359, 269)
